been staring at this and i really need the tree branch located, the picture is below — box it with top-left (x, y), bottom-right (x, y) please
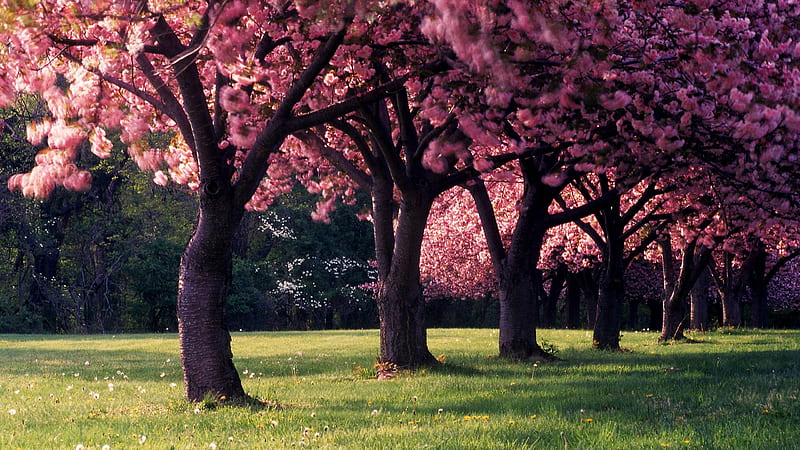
top-left (466, 180), bottom-right (506, 277)
top-left (285, 77), bottom-right (407, 132)
top-left (293, 129), bottom-right (373, 191)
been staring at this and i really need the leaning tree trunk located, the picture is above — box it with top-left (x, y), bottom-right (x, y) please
top-left (377, 192), bottom-right (437, 368)
top-left (178, 190), bottom-right (246, 401)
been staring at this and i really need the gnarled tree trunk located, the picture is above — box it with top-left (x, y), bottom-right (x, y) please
top-left (178, 189), bottom-right (246, 401)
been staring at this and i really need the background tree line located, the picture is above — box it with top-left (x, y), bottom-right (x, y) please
top-left (0, 100), bottom-right (376, 333)
top-left (3, 97), bottom-right (799, 334)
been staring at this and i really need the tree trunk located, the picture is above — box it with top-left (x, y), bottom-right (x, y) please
top-left (658, 238), bottom-right (685, 340)
top-left (376, 192), bottom-right (436, 368)
top-left (661, 292), bottom-right (685, 340)
top-left (593, 267), bottom-right (623, 349)
top-left (747, 245), bottom-right (768, 328)
top-left (646, 297), bottom-right (662, 331)
top-left (592, 214), bottom-right (624, 350)
top-left (498, 261), bottom-right (547, 359)
top-left (721, 291), bottom-right (742, 327)
top-left (565, 272), bottom-right (581, 329)
top-left (30, 235), bottom-right (65, 332)
top-left (540, 265), bottom-right (565, 328)
top-left (749, 281), bottom-right (768, 328)
top-left (178, 191), bottom-right (246, 401)
top-left (583, 273), bottom-right (599, 329)
top-left (689, 266), bottom-right (709, 331)
top-left (658, 238), bottom-right (711, 340)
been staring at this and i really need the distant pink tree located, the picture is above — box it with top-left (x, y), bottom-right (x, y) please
top-left (421, 0), bottom-right (800, 351)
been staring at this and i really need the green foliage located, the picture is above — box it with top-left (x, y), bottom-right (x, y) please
top-left (1, 101), bottom-right (378, 333)
top-left (243, 187), bottom-right (377, 330)
top-left (0, 329), bottom-right (798, 448)
top-left (121, 238), bottom-right (183, 332)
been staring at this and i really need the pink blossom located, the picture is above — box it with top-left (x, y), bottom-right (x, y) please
top-left (729, 88), bottom-right (753, 113)
top-left (218, 86), bottom-right (253, 115)
top-left (153, 170), bottom-right (169, 186)
top-left (323, 71), bottom-right (339, 87)
top-left (541, 172), bottom-right (567, 187)
top-left (422, 150), bottom-right (449, 174)
top-left (26, 120), bottom-right (52, 146)
top-left (48, 121), bottom-right (86, 152)
top-left (89, 128), bottom-right (113, 158)
top-left (600, 91), bottom-right (632, 111)
top-left (63, 170), bottom-right (92, 192)
top-left (473, 158), bottom-right (494, 172)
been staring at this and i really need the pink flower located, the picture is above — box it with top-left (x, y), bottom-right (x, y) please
top-left (153, 170), bottom-right (169, 186)
top-left (600, 91), bottom-right (632, 111)
top-left (473, 158), bottom-right (494, 172)
top-left (729, 88), bottom-right (753, 113)
top-left (89, 128), bottom-right (113, 159)
top-left (541, 172), bottom-right (567, 187)
top-left (323, 71), bottom-right (339, 87)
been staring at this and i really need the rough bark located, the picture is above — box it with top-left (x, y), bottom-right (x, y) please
top-left (593, 259), bottom-right (623, 349)
top-left (721, 290), bottom-right (742, 327)
top-left (496, 184), bottom-right (550, 360)
top-left (467, 177), bottom-right (549, 360)
top-left (716, 253), bottom-right (743, 328)
top-left (658, 238), bottom-right (683, 340)
top-left (661, 291), bottom-right (685, 340)
top-left (498, 265), bottom-right (545, 359)
top-left (178, 189), bottom-right (246, 401)
top-left (376, 191), bottom-right (437, 368)
top-left (592, 196), bottom-right (624, 350)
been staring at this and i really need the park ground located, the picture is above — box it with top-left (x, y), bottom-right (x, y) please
top-left (1, 328), bottom-right (798, 449)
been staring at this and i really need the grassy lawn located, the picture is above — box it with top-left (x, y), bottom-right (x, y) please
top-left (0, 328), bottom-right (798, 449)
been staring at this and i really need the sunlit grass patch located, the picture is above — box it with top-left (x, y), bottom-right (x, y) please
top-left (0, 328), bottom-right (798, 448)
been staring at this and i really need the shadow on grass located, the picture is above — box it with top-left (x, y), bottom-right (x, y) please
top-left (433, 347), bottom-right (799, 421)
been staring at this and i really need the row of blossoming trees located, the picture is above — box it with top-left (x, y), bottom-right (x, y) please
top-left (2, 0), bottom-right (800, 401)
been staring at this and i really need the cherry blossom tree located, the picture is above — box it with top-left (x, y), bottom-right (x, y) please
top-left (421, 0), bottom-right (800, 351)
top-left (556, 173), bottom-right (674, 349)
top-left (0, 0), bottom-right (419, 400)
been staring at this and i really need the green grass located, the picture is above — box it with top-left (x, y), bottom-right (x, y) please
top-left (1, 329), bottom-right (798, 449)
